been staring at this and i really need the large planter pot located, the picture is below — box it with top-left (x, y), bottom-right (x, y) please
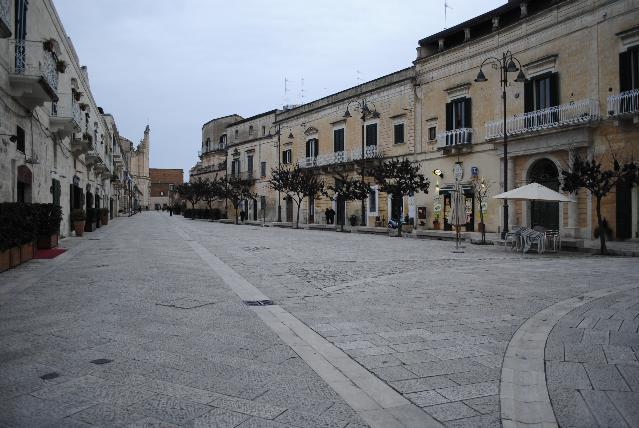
top-left (101, 215), bottom-right (109, 225)
top-left (0, 249), bottom-right (10, 273)
top-left (84, 221), bottom-right (96, 233)
top-left (432, 221), bottom-right (441, 230)
top-left (20, 242), bottom-right (34, 263)
top-left (74, 221), bottom-right (85, 237)
top-left (10, 247), bottom-right (21, 268)
top-left (37, 233), bottom-right (59, 249)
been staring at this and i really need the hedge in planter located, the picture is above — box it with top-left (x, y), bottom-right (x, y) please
top-left (36, 204), bottom-right (62, 249)
top-left (0, 203), bottom-right (37, 269)
top-left (85, 208), bottom-right (97, 232)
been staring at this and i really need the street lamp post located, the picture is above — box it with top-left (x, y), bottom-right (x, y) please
top-left (474, 50), bottom-right (526, 239)
top-left (343, 99), bottom-right (380, 226)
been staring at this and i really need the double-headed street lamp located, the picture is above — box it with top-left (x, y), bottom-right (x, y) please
top-left (267, 124), bottom-right (294, 222)
top-left (343, 98), bottom-right (380, 226)
top-left (474, 50), bottom-right (526, 239)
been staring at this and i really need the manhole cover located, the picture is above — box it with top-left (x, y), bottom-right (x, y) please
top-left (90, 358), bottom-right (112, 365)
top-left (40, 372), bottom-right (60, 380)
top-left (243, 300), bottom-right (274, 306)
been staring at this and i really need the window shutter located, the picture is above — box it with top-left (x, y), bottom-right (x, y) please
top-left (282, 151), bottom-right (286, 164)
top-left (549, 72), bottom-right (559, 107)
top-left (69, 183), bottom-right (73, 209)
top-left (524, 79), bottom-right (533, 113)
top-left (463, 98), bottom-right (472, 128)
top-left (305, 140), bottom-right (310, 157)
top-left (619, 51), bottom-right (632, 92)
top-left (314, 139), bottom-right (319, 157)
top-left (445, 102), bottom-right (453, 131)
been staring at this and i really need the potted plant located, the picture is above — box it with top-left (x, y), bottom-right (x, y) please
top-left (72, 89), bottom-right (82, 102)
top-left (36, 204), bottom-right (62, 249)
top-left (349, 214), bottom-right (358, 227)
top-left (71, 209), bottom-right (86, 236)
top-left (433, 213), bottom-right (441, 230)
top-left (402, 216), bottom-right (414, 233)
top-left (56, 60), bottom-right (66, 73)
top-left (100, 208), bottom-right (109, 225)
top-left (82, 132), bottom-right (93, 145)
top-left (79, 103), bottom-right (89, 112)
top-left (43, 38), bottom-right (56, 52)
top-left (84, 208), bottom-right (97, 232)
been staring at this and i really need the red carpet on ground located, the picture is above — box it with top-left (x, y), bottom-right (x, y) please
top-left (33, 248), bottom-right (66, 259)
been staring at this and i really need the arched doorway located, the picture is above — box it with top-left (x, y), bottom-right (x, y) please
top-left (529, 158), bottom-right (560, 230)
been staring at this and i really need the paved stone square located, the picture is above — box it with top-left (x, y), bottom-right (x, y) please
top-left (1, 212), bottom-right (638, 427)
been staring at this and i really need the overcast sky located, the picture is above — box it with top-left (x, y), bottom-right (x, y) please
top-left (54, 0), bottom-right (505, 177)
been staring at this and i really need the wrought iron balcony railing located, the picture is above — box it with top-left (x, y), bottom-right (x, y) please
top-left (298, 146), bottom-right (384, 169)
top-left (485, 99), bottom-right (600, 140)
top-left (351, 145), bottom-right (383, 161)
top-left (10, 39), bottom-right (59, 91)
top-left (436, 128), bottom-right (473, 149)
top-left (50, 98), bottom-right (82, 131)
top-left (607, 89), bottom-right (639, 117)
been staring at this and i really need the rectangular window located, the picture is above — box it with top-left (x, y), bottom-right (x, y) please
top-left (393, 123), bottom-right (405, 144)
top-left (445, 98), bottom-right (472, 130)
top-left (306, 138), bottom-right (319, 158)
top-left (282, 149), bottom-right (292, 164)
top-left (524, 73), bottom-right (559, 112)
top-left (16, 125), bottom-right (25, 153)
top-left (368, 188), bottom-right (377, 214)
top-left (260, 195), bottom-right (266, 211)
top-left (247, 155), bottom-right (253, 177)
top-left (365, 123), bottom-right (377, 146)
top-left (262, 126), bottom-right (266, 136)
top-left (428, 126), bottom-right (436, 141)
top-left (260, 161), bottom-right (267, 177)
top-left (619, 47), bottom-right (639, 92)
top-left (333, 128), bottom-right (344, 152)
top-left (248, 126), bottom-right (254, 136)
top-left (234, 129), bottom-right (239, 139)
top-left (231, 159), bottom-right (240, 176)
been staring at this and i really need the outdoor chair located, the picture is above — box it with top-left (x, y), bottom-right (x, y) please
top-left (504, 225), bottom-right (522, 252)
top-left (519, 227), bottom-right (546, 253)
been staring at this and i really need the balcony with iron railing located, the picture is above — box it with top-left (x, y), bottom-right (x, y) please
top-left (85, 150), bottom-right (101, 166)
top-left (230, 171), bottom-right (255, 182)
top-left (607, 89), bottom-right (639, 118)
top-left (0, 0), bottom-right (11, 38)
top-left (49, 97), bottom-right (82, 137)
top-left (436, 128), bottom-right (474, 149)
top-left (8, 39), bottom-right (59, 109)
top-left (70, 133), bottom-right (93, 156)
top-left (200, 142), bottom-right (227, 158)
top-left (298, 145), bottom-right (384, 169)
top-left (485, 99), bottom-right (600, 141)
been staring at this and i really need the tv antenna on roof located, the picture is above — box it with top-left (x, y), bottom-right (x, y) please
top-left (444, 1), bottom-right (452, 29)
top-left (284, 77), bottom-right (289, 105)
top-left (300, 77), bottom-right (305, 103)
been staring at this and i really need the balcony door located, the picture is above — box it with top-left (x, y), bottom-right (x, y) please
top-left (529, 159), bottom-right (559, 231)
top-left (306, 138), bottom-right (319, 158)
top-left (445, 98), bottom-right (472, 145)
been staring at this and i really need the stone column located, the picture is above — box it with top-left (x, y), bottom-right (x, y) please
top-left (565, 149), bottom-right (579, 237)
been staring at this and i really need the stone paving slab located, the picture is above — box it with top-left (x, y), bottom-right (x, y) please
top-left (0, 214), bottom-right (366, 427)
top-left (545, 289), bottom-right (639, 427)
top-left (176, 215), bottom-right (639, 426)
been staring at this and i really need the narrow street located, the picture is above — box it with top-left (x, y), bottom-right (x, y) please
top-left (1, 213), bottom-right (638, 427)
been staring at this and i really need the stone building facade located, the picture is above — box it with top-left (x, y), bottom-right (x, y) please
top-left (127, 125), bottom-right (151, 210)
top-left (149, 168), bottom-right (183, 210)
top-left (191, 0), bottom-right (639, 239)
top-left (0, 0), bottom-right (129, 235)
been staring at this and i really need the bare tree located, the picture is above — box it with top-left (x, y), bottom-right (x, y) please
top-left (218, 176), bottom-right (256, 224)
top-left (470, 176), bottom-right (491, 244)
top-left (370, 159), bottom-right (430, 237)
top-left (327, 175), bottom-right (370, 232)
top-left (269, 164), bottom-right (326, 229)
top-left (562, 154), bottom-right (637, 254)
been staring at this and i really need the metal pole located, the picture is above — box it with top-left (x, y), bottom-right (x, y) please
top-left (502, 53), bottom-right (509, 239)
top-left (360, 109), bottom-right (366, 226)
top-left (277, 125), bottom-right (282, 222)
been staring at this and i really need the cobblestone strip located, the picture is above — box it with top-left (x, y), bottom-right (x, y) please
top-left (501, 284), bottom-right (639, 428)
top-left (171, 220), bottom-right (440, 428)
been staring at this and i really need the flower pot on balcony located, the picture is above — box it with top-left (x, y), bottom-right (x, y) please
top-left (10, 247), bottom-right (21, 268)
top-left (56, 60), bottom-right (67, 73)
top-left (43, 39), bottom-right (55, 52)
top-left (20, 242), bottom-right (34, 263)
top-left (37, 233), bottom-right (59, 250)
top-left (0, 249), bottom-right (10, 273)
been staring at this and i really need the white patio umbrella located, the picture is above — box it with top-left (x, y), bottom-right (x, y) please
top-left (493, 182), bottom-right (573, 202)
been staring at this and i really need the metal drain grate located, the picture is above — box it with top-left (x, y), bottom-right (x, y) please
top-left (243, 299), bottom-right (274, 306)
top-left (90, 358), bottom-right (112, 365)
top-left (40, 372), bottom-right (60, 380)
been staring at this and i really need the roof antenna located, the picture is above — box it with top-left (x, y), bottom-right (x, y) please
top-left (444, 1), bottom-right (452, 29)
top-left (356, 70), bottom-right (363, 85)
top-left (300, 77), bottom-right (305, 104)
top-left (284, 77), bottom-right (289, 106)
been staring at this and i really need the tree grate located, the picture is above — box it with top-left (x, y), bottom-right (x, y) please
top-left (243, 300), bottom-right (274, 306)
top-left (40, 372), bottom-right (60, 380)
top-left (90, 358), bottom-right (113, 365)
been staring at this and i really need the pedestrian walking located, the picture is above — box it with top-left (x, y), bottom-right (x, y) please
top-left (169, 206), bottom-right (173, 216)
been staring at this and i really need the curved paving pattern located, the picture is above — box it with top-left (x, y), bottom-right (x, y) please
top-left (545, 289), bottom-right (639, 427)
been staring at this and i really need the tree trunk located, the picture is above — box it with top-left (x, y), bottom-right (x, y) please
top-left (480, 210), bottom-right (485, 244)
top-left (295, 200), bottom-right (301, 229)
top-left (235, 205), bottom-right (239, 225)
top-left (596, 196), bottom-right (607, 255)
